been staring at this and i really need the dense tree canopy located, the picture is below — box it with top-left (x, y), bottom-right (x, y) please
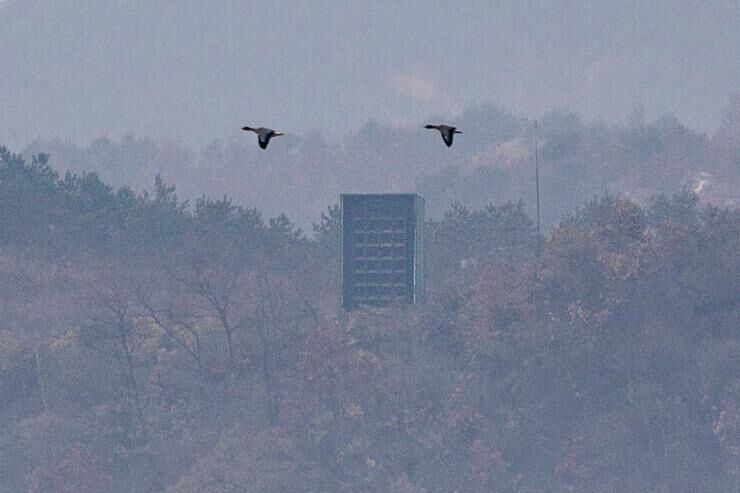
top-left (23, 98), bottom-right (740, 229)
top-left (1, 143), bottom-right (739, 492)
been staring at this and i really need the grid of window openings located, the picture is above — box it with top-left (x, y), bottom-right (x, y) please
top-left (350, 206), bottom-right (408, 303)
top-left (341, 194), bottom-right (424, 310)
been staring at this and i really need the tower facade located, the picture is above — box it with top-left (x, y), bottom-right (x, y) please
top-left (341, 194), bottom-right (424, 310)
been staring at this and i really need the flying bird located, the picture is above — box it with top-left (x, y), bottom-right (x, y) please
top-left (241, 126), bottom-right (284, 149)
top-left (424, 124), bottom-right (462, 147)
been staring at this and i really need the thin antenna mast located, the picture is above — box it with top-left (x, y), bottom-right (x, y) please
top-left (535, 120), bottom-right (541, 246)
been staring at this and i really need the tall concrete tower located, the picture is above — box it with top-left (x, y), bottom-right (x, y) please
top-left (341, 194), bottom-right (425, 310)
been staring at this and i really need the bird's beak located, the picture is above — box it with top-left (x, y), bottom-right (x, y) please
top-left (275, 132), bottom-right (285, 136)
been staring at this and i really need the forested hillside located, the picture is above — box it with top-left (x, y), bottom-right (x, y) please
top-left (23, 99), bottom-right (740, 228)
top-left (1, 145), bottom-right (739, 491)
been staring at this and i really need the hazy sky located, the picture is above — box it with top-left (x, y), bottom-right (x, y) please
top-left (1, 0), bottom-right (739, 149)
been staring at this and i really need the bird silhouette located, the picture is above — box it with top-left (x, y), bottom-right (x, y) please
top-left (241, 126), bottom-right (284, 149)
top-left (424, 124), bottom-right (462, 147)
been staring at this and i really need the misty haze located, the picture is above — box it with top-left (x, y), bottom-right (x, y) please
top-left (1, 1), bottom-right (739, 492)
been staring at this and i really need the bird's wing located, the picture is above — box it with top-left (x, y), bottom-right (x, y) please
top-left (441, 128), bottom-right (454, 147)
top-left (259, 130), bottom-right (274, 148)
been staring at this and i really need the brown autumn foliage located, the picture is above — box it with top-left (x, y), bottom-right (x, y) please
top-left (1, 140), bottom-right (739, 492)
